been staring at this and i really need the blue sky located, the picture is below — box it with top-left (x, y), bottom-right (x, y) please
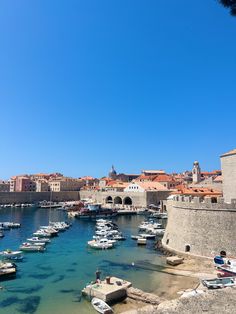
top-left (0, 1), bottom-right (235, 179)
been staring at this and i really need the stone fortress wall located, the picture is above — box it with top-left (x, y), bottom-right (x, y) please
top-left (162, 195), bottom-right (236, 257)
top-left (221, 150), bottom-right (236, 203)
top-left (0, 191), bottom-right (80, 204)
top-left (80, 190), bottom-right (170, 208)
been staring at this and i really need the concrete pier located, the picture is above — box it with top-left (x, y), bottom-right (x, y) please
top-left (82, 276), bottom-right (132, 303)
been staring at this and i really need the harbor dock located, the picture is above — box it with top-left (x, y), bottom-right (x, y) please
top-left (82, 276), bottom-right (132, 303)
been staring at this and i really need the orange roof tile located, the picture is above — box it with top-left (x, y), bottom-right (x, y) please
top-left (153, 174), bottom-right (176, 182)
top-left (134, 181), bottom-right (169, 191)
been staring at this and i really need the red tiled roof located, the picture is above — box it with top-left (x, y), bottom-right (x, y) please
top-left (128, 181), bottom-right (169, 191)
top-left (173, 185), bottom-right (222, 196)
top-left (135, 174), bottom-right (157, 181)
top-left (153, 174), bottom-right (176, 183)
top-left (213, 175), bottom-right (223, 182)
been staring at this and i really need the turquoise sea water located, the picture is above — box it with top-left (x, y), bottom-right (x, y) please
top-left (0, 208), bottom-right (167, 314)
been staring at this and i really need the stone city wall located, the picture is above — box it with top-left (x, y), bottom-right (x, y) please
top-left (162, 196), bottom-right (236, 257)
top-left (0, 191), bottom-right (80, 204)
top-left (80, 190), bottom-right (147, 207)
top-left (80, 190), bottom-right (171, 207)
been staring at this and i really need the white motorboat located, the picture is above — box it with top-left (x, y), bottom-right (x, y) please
top-left (2, 222), bottom-right (21, 228)
top-left (0, 267), bottom-right (17, 279)
top-left (96, 219), bottom-right (112, 224)
top-left (131, 235), bottom-right (139, 240)
top-left (0, 250), bottom-right (23, 258)
top-left (40, 226), bottom-right (58, 235)
top-left (33, 230), bottom-right (52, 237)
top-left (112, 234), bottom-right (126, 241)
top-left (151, 228), bottom-right (165, 236)
top-left (88, 238), bottom-right (113, 250)
top-left (0, 261), bottom-right (17, 270)
top-left (19, 242), bottom-right (45, 252)
top-left (92, 236), bottom-right (116, 245)
top-left (95, 230), bottom-right (109, 236)
top-left (29, 242), bottom-right (46, 246)
top-left (91, 297), bottom-right (113, 314)
top-left (27, 237), bottom-right (51, 243)
top-left (139, 233), bottom-right (156, 239)
top-left (137, 238), bottom-right (147, 245)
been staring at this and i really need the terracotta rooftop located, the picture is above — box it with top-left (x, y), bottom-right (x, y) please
top-left (107, 181), bottom-right (129, 188)
top-left (173, 185), bottom-right (222, 196)
top-left (213, 175), bottom-right (223, 182)
top-left (132, 181), bottom-right (169, 191)
top-left (154, 174), bottom-right (176, 182)
top-left (80, 176), bottom-right (95, 180)
top-left (201, 171), bottom-right (221, 176)
top-left (135, 174), bottom-right (157, 181)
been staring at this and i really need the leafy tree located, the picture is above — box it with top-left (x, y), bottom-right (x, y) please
top-left (219, 0), bottom-right (236, 16)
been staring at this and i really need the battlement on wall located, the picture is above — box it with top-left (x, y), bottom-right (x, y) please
top-left (169, 195), bottom-right (236, 210)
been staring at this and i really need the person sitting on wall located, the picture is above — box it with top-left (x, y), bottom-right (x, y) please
top-left (214, 250), bottom-right (231, 267)
top-left (220, 250), bottom-right (231, 266)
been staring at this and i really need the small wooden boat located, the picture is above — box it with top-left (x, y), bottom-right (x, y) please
top-left (202, 277), bottom-right (236, 289)
top-left (91, 298), bottom-right (113, 314)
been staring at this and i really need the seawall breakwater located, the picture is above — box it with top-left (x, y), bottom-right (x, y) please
top-left (0, 191), bottom-right (80, 204)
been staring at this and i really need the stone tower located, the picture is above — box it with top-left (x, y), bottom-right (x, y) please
top-left (109, 165), bottom-right (117, 179)
top-left (220, 149), bottom-right (236, 204)
top-left (192, 161), bottom-right (201, 184)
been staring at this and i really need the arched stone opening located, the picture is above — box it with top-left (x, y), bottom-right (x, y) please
top-left (123, 197), bottom-right (132, 205)
top-left (114, 196), bottom-right (122, 205)
top-left (105, 196), bottom-right (113, 204)
top-left (185, 245), bottom-right (191, 252)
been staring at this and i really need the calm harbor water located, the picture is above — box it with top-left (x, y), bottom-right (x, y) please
top-left (0, 207), bottom-right (167, 314)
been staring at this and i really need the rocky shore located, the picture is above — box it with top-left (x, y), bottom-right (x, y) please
top-left (114, 255), bottom-right (226, 314)
top-left (121, 287), bottom-right (236, 313)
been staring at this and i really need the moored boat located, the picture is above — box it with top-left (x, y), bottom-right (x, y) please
top-left (0, 267), bottom-right (17, 280)
top-left (0, 250), bottom-right (23, 259)
top-left (91, 297), bottom-right (113, 314)
top-left (0, 261), bottom-right (17, 270)
top-left (19, 243), bottom-right (45, 252)
top-left (88, 239), bottom-right (113, 250)
top-left (76, 207), bottom-right (117, 220)
top-left (137, 238), bottom-right (147, 245)
top-left (202, 277), bottom-right (236, 289)
top-left (27, 237), bottom-right (51, 244)
top-left (216, 259), bottom-right (236, 277)
top-left (33, 230), bottom-right (52, 237)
